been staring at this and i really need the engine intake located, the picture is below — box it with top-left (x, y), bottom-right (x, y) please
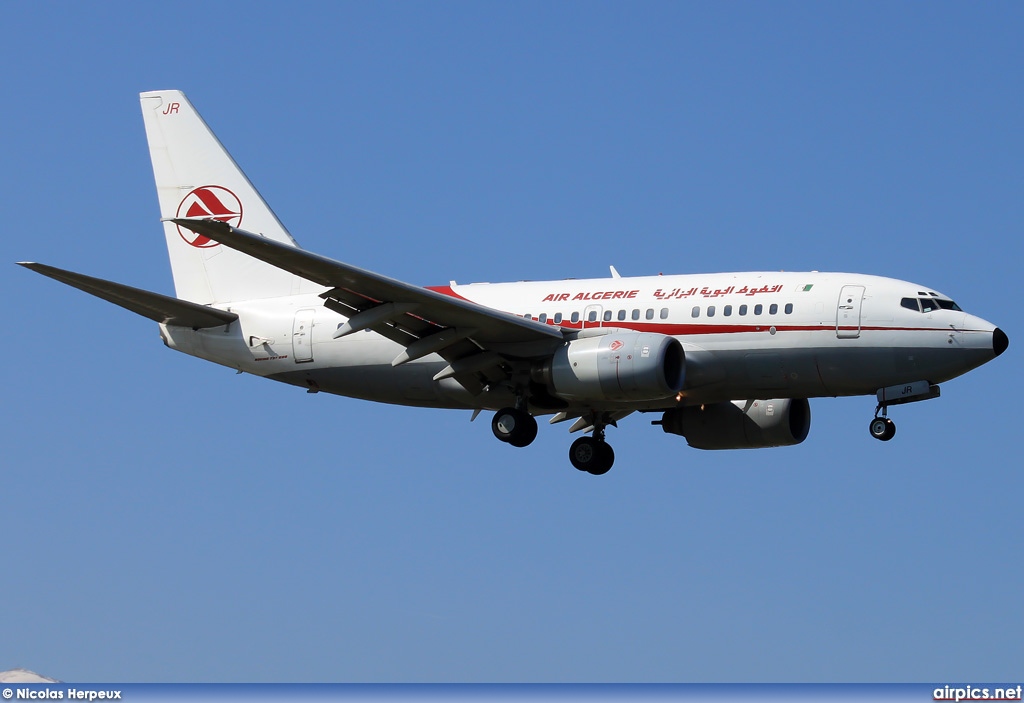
top-left (536, 332), bottom-right (685, 402)
top-left (658, 398), bottom-right (811, 450)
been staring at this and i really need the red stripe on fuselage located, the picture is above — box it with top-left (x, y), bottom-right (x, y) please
top-left (526, 322), bottom-right (962, 336)
top-left (424, 285), bottom-right (972, 336)
top-left (426, 284), bottom-right (473, 303)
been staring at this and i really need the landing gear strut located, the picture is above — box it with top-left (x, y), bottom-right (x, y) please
top-left (491, 406), bottom-right (538, 447)
top-left (568, 420), bottom-right (615, 475)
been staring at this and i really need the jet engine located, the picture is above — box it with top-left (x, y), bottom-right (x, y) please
top-left (534, 332), bottom-right (685, 402)
top-left (657, 398), bottom-right (811, 450)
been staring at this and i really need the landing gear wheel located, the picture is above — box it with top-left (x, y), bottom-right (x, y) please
top-left (508, 413), bottom-right (538, 447)
top-left (491, 407), bottom-right (538, 447)
top-left (869, 417), bottom-right (896, 441)
top-left (569, 436), bottom-right (615, 475)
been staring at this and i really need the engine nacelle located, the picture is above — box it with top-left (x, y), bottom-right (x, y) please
top-left (658, 398), bottom-right (811, 450)
top-left (537, 332), bottom-right (685, 402)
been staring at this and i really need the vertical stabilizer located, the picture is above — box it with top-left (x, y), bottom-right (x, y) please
top-left (140, 90), bottom-right (306, 304)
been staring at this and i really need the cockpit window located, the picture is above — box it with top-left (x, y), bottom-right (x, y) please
top-left (902, 296), bottom-right (962, 313)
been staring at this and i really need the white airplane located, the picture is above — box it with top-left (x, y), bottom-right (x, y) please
top-left (19, 90), bottom-right (1008, 475)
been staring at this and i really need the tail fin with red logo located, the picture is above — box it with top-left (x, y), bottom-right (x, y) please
top-left (140, 89), bottom-right (307, 305)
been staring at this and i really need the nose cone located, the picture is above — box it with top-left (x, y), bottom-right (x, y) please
top-left (994, 327), bottom-right (1009, 357)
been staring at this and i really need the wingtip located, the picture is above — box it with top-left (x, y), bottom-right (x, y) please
top-left (170, 217), bottom-right (232, 234)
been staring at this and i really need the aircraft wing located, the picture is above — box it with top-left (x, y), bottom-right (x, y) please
top-left (172, 219), bottom-right (565, 393)
top-left (18, 262), bottom-right (238, 329)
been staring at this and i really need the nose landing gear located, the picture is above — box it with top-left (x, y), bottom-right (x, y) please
top-left (869, 414), bottom-right (897, 441)
top-left (869, 381), bottom-right (940, 442)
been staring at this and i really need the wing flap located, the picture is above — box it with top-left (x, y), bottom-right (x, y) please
top-left (18, 262), bottom-right (238, 329)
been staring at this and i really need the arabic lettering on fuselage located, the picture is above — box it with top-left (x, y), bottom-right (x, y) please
top-left (540, 284), bottom-right (783, 303)
top-left (653, 284), bottom-right (783, 300)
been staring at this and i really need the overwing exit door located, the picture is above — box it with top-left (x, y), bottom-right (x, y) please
top-left (583, 304), bottom-right (603, 329)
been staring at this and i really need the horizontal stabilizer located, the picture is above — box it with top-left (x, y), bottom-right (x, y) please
top-left (18, 262), bottom-right (238, 329)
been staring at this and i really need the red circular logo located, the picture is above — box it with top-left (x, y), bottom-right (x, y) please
top-left (609, 340), bottom-right (623, 351)
top-left (175, 186), bottom-right (243, 248)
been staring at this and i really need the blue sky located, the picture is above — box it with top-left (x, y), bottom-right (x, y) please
top-left (2, 1), bottom-right (1021, 683)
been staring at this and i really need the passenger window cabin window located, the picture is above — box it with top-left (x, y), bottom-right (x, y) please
top-left (553, 312), bottom-right (562, 324)
top-left (707, 306), bottom-right (716, 317)
top-left (538, 313), bottom-right (547, 323)
top-left (754, 304), bottom-right (763, 315)
top-left (769, 303), bottom-right (778, 315)
top-left (691, 306), bottom-right (700, 318)
top-left (739, 304), bottom-right (748, 316)
top-left (784, 303), bottom-right (793, 314)
top-left (631, 309), bottom-right (640, 321)
top-left (617, 309), bottom-right (626, 321)
top-left (724, 305), bottom-right (732, 316)
top-left (525, 313), bottom-right (531, 319)
top-left (588, 310), bottom-right (598, 322)
top-left (646, 308), bottom-right (654, 320)
top-left (571, 311), bottom-right (580, 323)
top-left (660, 308), bottom-right (669, 319)
top-left (603, 310), bottom-right (612, 322)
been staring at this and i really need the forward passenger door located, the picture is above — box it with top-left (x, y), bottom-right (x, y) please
top-left (836, 285), bottom-right (865, 339)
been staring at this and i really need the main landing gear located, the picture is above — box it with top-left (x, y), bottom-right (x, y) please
top-left (490, 406), bottom-right (616, 475)
top-left (569, 430), bottom-right (615, 476)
